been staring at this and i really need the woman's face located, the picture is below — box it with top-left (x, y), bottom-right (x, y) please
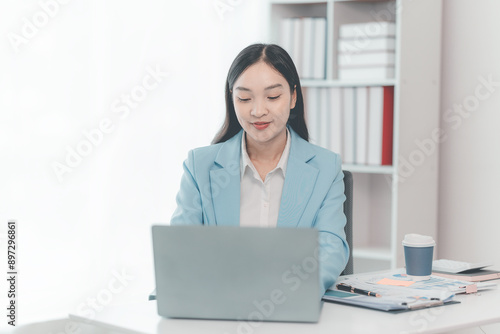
top-left (232, 61), bottom-right (296, 148)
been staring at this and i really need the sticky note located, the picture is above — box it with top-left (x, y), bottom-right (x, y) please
top-left (377, 278), bottom-right (415, 287)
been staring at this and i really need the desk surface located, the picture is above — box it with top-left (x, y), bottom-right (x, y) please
top-left (69, 284), bottom-right (500, 334)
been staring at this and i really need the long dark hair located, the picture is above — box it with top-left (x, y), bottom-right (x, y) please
top-left (212, 43), bottom-right (308, 144)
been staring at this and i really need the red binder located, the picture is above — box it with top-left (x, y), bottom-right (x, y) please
top-left (381, 86), bottom-right (394, 165)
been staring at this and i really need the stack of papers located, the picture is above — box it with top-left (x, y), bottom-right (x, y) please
top-left (432, 259), bottom-right (493, 273)
top-left (324, 276), bottom-right (454, 312)
top-left (365, 273), bottom-right (497, 294)
top-left (323, 272), bottom-right (497, 312)
top-left (337, 22), bottom-right (396, 80)
top-left (431, 259), bottom-right (500, 282)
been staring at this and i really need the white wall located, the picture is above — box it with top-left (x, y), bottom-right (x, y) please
top-left (0, 0), bottom-right (266, 326)
top-left (439, 0), bottom-right (500, 265)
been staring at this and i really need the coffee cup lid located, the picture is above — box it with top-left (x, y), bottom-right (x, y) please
top-left (402, 234), bottom-right (435, 247)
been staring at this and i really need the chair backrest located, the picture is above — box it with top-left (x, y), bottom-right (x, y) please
top-left (341, 170), bottom-right (353, 275)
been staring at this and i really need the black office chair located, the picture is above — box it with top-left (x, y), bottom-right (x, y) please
top-left (340, 170), bottom-right (353, 276)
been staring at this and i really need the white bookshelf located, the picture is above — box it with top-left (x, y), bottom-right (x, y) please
top-left (267, 0), bottom-right (442, 273)
top-left (342, 164), bottom-right (393, 174)
top-left (301, 79), bottom-right (397, 87)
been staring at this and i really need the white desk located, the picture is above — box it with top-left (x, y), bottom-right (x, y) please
top-left (69, 284), bottom-right (500, 334)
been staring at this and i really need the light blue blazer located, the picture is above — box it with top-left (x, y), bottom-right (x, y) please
top-left (170, 127), bottom-right (349, 296)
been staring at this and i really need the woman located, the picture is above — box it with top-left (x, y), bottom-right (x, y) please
top-left (170, 43), bottom-right (349, 296)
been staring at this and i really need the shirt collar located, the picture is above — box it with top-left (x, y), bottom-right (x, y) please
top-left (240, 128), bottom-right (291, 179)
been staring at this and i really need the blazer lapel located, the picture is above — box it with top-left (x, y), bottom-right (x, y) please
top-left (210, 130), bottom-right (242, 226)
top-left (277, 128), bottom-right (318, 227)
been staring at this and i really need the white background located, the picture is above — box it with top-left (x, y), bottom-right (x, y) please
top-left (0, 0), bottom-right (267, 327)
top-left (0, 0), bottom-right (499, 331)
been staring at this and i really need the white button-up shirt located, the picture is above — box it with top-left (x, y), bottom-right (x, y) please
top-left (239, 129), bottom-right (291, 228)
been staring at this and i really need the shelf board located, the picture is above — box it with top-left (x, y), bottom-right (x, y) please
top-left (301, 79), bottom-right (396, 88)
top-left (270, 0), bottom-right (327, 4)
top-left (353, 247), bottom-right (392, 261)
top-left (270, 0), bottom-right (389, 4)
top-left (341, 164), bottom-right (393, 174)
top-left (334, 0), bottom-right (391, 3)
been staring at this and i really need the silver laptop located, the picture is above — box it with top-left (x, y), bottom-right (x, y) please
top-left (151, 225), bottom-right (321, 322)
